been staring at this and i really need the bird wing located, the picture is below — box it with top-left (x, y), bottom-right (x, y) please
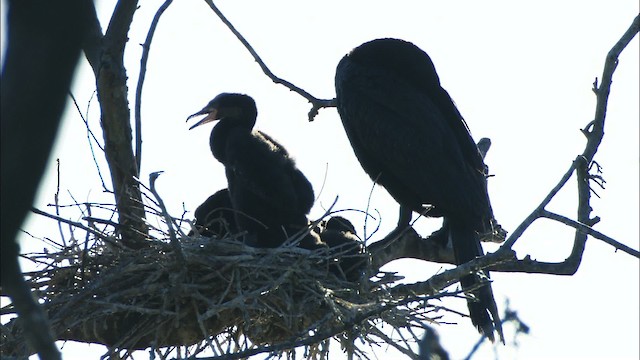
top-left (224, 130), bottom-right (312, 218)
top-left (336, 58), bottom-right (488, 218)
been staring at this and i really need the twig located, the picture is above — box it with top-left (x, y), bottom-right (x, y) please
top-left (500, 15), bottom-right (639, 263)
top-left (68, 91), bottom-right (105, 152)
top-left (502, 158), bottom-right (580, 249)
top-left (30, 207), bottom-right (121, 248)
top-left (148, 171), bottom-right (185, 264)
top-left (134, 0), bottom-right (174, 173)
top-left (189, 291), bottom-right (455, 360)
top-left (53, 159), bottom-right (67, 247)
top-left (203, 0), bottom-right (335, 121)
top-left (541, 210), bottom-right (639, 258)
top-left (68, 91), bottom-right (110, 192)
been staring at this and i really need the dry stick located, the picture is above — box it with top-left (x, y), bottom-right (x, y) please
top-left (486, 15), bottom-right (640, 275)
top-left (541, 210), bottom-right (639, 258)
top-left (203, 0), bottom-right (335, 121)
top-left (68, 91), bottom-right (106, 152)
top-left (54, 159), bottom-right (67, 247)
top-left (501, 15), bottom-right (639, 256)
top-left (501, 158), bottom-right (578, 249)
top-left (191, 291), bottom-right (457, 360)
top-left (148, 171), bottom-right (185, 264)
top-left (134, 0), bottom-right (174, 173)
top-left (30, 207), bottom-right (122, 248)
top-left (69, 91), bottom-right (110, 192)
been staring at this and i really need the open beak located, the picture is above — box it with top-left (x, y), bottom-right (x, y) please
top-left (187, 108), bottom-right (219, 130)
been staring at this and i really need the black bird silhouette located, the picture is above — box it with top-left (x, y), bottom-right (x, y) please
top-left (187, 93), bottom-right (317, 248)
top-left (190, 188), bottom-right (237, 238)
top-left (319, 216), bottom-right (365, 282)
top-left (335, 38), bottom-right (503, 342)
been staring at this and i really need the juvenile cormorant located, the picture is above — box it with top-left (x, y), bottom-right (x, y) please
top-left (335, 38), bottom-right (503, 342)
top-left (187, 93), bottom-right (316, 248)
top-left (319, 216), bottom-right (365, 282)
top-left (190, 188), bottom-right (237, 238)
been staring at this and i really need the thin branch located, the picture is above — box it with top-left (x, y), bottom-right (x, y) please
top-left (54, 159), bottom-right (67, 248)
top-left (135, 0), bottom-right (174, 173)
top-left (68, 91), bottom-right (105, 152)
top-left (541, 210), bottom-right (639, 258)
top-left (501, 15), bottom-right (639, 258)
top-left (191, 291), bottom-right (456, 360)
top-left (203, 0), bottom-right (335, 121)
top-left (148, 172), bottom-right (185, 264)
top-left (68, 91), bottom-right (110, 192)
top-left (30, 207), bottom-right (122, 248)
top-left (502, 158), bottom-right (580, 249)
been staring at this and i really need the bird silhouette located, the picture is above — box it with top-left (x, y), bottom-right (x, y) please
top-left (190, 188), bottom-right (237, 238)
top-left (319, 216), bottom-right (365, 282)
top-left (335, 38), bottom-right (503, 342)
top-left (187, 93), bottom-right (318, 249)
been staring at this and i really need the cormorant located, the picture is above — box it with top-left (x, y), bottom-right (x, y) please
top-left (335, 38), bottom-right (503, 342)
top-left (319, 216), bottom-right (365, 282)
top-left (190, 188), bottom-right (237, 238)
top-left (187, 93), bottom-right (317, 248)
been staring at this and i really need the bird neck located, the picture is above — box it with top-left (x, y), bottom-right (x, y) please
top-left (209, 116), bottom-right (256, 163)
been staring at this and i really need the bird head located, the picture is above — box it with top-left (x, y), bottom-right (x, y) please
top-left (187, 93), bottom-right (256, 130)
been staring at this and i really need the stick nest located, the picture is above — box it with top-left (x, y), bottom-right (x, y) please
top-left (2, 228), bottom-right (439, 359)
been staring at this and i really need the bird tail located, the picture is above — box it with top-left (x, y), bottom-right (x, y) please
top-left (448, 218), bottom-right (504, 343)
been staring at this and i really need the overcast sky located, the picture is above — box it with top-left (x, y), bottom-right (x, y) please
top-left (2, 1), bottom-right (639, 359)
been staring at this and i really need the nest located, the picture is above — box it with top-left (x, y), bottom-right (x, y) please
top-left (1, 219), bottom-right (445, 359)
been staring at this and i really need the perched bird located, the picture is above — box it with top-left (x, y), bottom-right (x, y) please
top-left (187, 93), bottom-right (317, 248)
top-left (190, 188), bottom-right (237, 238)
top-left (319, 216), bottom-right (365, 282)
top-left (335, 38), bottom-right (503, 342)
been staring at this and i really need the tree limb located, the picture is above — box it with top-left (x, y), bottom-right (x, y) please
top-left (203, 0), bottom-right (335, 121)
top-left (134, 0), bottom-right (175, 173)
top-left (85, 0), bottom-right (150, 248)
top-left (541, 210), bottom-right (639, 258)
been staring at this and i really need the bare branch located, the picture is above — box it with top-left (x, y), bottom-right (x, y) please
top-left (499, 15), bottom-right (639, 261)
top-left (193, 291), bottom-right (454, 360)
top-left (104, 0), bottom-right (139, 50)
top-left (541, 210), bottom-right (639, 258)
top-left (203, 0), bottom-right (335, 121)
top-left (30, 207), bottom-right (122, 248)
top-left (389, 249), bottom-right (516, 298)
top-left (82, 1), bottom-right (104, 76)
top-left (502, 158), bottom-right (580, 249)
top-left (68, 91), bottom-right (111, 192)
top-left (148, 172), bottom-right (185, 264)
top-left (135, 0), bottom-right (175, 173)
top-left (86, 0), bottom-right (150, 248)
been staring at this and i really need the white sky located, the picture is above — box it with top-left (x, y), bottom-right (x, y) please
top-left (2, 1), bottom-right (639, 359)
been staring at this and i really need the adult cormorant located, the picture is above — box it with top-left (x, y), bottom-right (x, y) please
top-left (190, 188), bottom-right (237, 238)
top-left (319, 216), bottom-right (365, 282)
top-left (335, 38), bottom-right (503, 342)
top-left (187, 93), bottom-right (316, 248)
